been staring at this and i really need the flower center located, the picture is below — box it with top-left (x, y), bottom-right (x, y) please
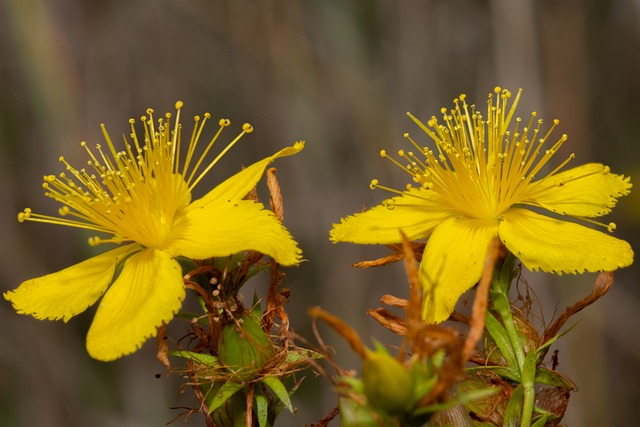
top-left (371, 88), bottom-right (575, 221)
top-left (18, 102), bottom-right (253, 248)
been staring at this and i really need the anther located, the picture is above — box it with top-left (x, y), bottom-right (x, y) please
top-left (242, 123), bottom-right (253, 133)
top-left (369, 179), bottom-right (379, 190)
top-left (379, 149), bottom-right (387, 158)
top-left (18, 209), bottom-right (32, 222)
top-left (175, 101), bottom-right (184, 109)
top-left (608, 222), bottom-right (617, 232)
top-left (219, 118), bottom-right (231, 127)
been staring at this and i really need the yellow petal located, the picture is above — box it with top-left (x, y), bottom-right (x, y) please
top-left (193, 142), bottom-right (304, 207)
top-left (499, 208), bottom-right (634, 273)
top-left (86, 249), bottom-right (185, 361)
top-left (420, 217), bottom-right (498, 323)
top-left (4, 244), bottom-right (137, 322)
top-left (165, 200), bottom-right (302, 266)
top-left (530, 163), bottom-right (632, 217)
top-left (330, 188), bottom-right (454, 244)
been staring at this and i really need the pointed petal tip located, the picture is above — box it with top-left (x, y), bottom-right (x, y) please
top-left (272, 141), bottom-right (305, 160)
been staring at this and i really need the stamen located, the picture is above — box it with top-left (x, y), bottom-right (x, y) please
top-left (379, 149), bottom-right (414, 178)
top-left (188, 122), bottom-right (253, 192)
top-left (369, 179), bottom-right (404, 195)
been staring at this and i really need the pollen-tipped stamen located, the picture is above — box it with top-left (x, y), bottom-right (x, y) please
top-left (188, 122), bottom-right (253, 192)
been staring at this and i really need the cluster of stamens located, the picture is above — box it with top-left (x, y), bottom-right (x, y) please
top-left (18, 102), bottom-right (254, 247)
top-left (369, 87), bottom-right (617, 232)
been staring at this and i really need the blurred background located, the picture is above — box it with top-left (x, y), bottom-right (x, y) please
top-left (1, 0), bottom-right (639, 426)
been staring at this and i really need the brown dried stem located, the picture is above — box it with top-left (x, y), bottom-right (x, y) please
top-left (308, 306), bottom-right (368, 359)
top-left (542, 271), bottom-right (614, 344)
top-left (266, 167), bottom-right (284, 221)
top-left (461, 238), bottom-right (503, 362)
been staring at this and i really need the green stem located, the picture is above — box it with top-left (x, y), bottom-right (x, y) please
top-left (520, 352), bottom-right (537, 427)
top-left (490, 255), bottom-right (534, 427)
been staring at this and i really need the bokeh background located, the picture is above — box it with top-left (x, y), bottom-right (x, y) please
top-left (1, 1), bottom-right (639, 426)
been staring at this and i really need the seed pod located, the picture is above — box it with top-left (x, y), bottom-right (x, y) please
top-left (362, 344), bottom-right (414, 414)
top-left (218, 313), bottom-right (276, 381)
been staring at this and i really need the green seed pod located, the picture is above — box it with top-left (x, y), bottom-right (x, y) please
top-left (218, 313), bottom-right (276, 381)
top-left (362, 344), bottom-right (414, 414)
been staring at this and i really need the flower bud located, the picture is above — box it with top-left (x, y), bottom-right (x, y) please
top-left (362, 344), bottom-right (414, 414)
top-left (218, 313), bottom-right (276, 381)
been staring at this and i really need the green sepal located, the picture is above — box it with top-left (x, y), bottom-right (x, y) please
top-left (496, 253), bottom-right (517, 294)
top-left (212, 252), bottom-right (270, 294)
top-left (175, 256), bottom-right (199, 276)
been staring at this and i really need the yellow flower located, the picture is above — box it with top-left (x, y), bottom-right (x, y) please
top-left (5, 102), bottom-right (304, 361)
top-left (331, 88), bottom-right (633, 323)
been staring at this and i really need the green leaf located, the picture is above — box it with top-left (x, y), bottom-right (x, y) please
top-left (286, 348), bottom-right (323, 364)
top-left (410, 361), bottom-right (437, 403)
top-left (535, 367), bottom-right (577, 389)
top-left (466, 365), bottom-right (520, 383)
top-left (168, 350), bottom-right (221, 367)
top-left (207, 381), bottom-right (244, 414)
top-left (339, 396), bottom-right (401, 427)
top-left (254, 386), bottom-right (269, 427)
top-left (531, 413), bottom-right (553, 427)
top-left (535, 323), bottom-right (578, 361)
top-left (503, 384), bottom-right (524, 427)
top-left (412, 387), bottom-right (500, 416)
top-left (251, 291), bottom-right (263, 319)
top-left (262, 376), bottom-right (293, 413)
top-left (271, 377), bottom-right (303, 420)
top-left (485, 311), bottom-right (519, 377)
